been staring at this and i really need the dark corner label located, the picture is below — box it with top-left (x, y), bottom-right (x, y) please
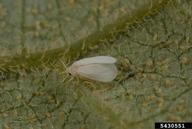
top-left (155, 122), bottom-right (192, 129)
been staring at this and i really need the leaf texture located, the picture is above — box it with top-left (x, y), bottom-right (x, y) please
top-left (0, 0), bottom-right (192, 129)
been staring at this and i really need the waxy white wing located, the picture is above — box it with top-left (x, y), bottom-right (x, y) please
top-left (77, 64), bottom-right (118, 82)
top-left (74, 56), bottom-right (116, 65)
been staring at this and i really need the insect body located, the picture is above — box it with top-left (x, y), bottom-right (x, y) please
top-left (67, 56), bottom-right (118, 82)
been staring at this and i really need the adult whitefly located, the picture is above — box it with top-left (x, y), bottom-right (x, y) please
top-left (67, 56), bottom-right (118, 82)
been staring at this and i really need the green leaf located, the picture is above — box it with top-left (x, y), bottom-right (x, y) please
top-left (0, 0), bottom-right (192, 129)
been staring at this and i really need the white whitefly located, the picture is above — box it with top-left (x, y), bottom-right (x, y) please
top-left (67, 56), bottom-right (118, 82)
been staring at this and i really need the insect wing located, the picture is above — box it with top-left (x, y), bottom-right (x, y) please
top-left (74, 56), bottom-right (116, 66)
top-left (77, 64), bottom-right (117, 82)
